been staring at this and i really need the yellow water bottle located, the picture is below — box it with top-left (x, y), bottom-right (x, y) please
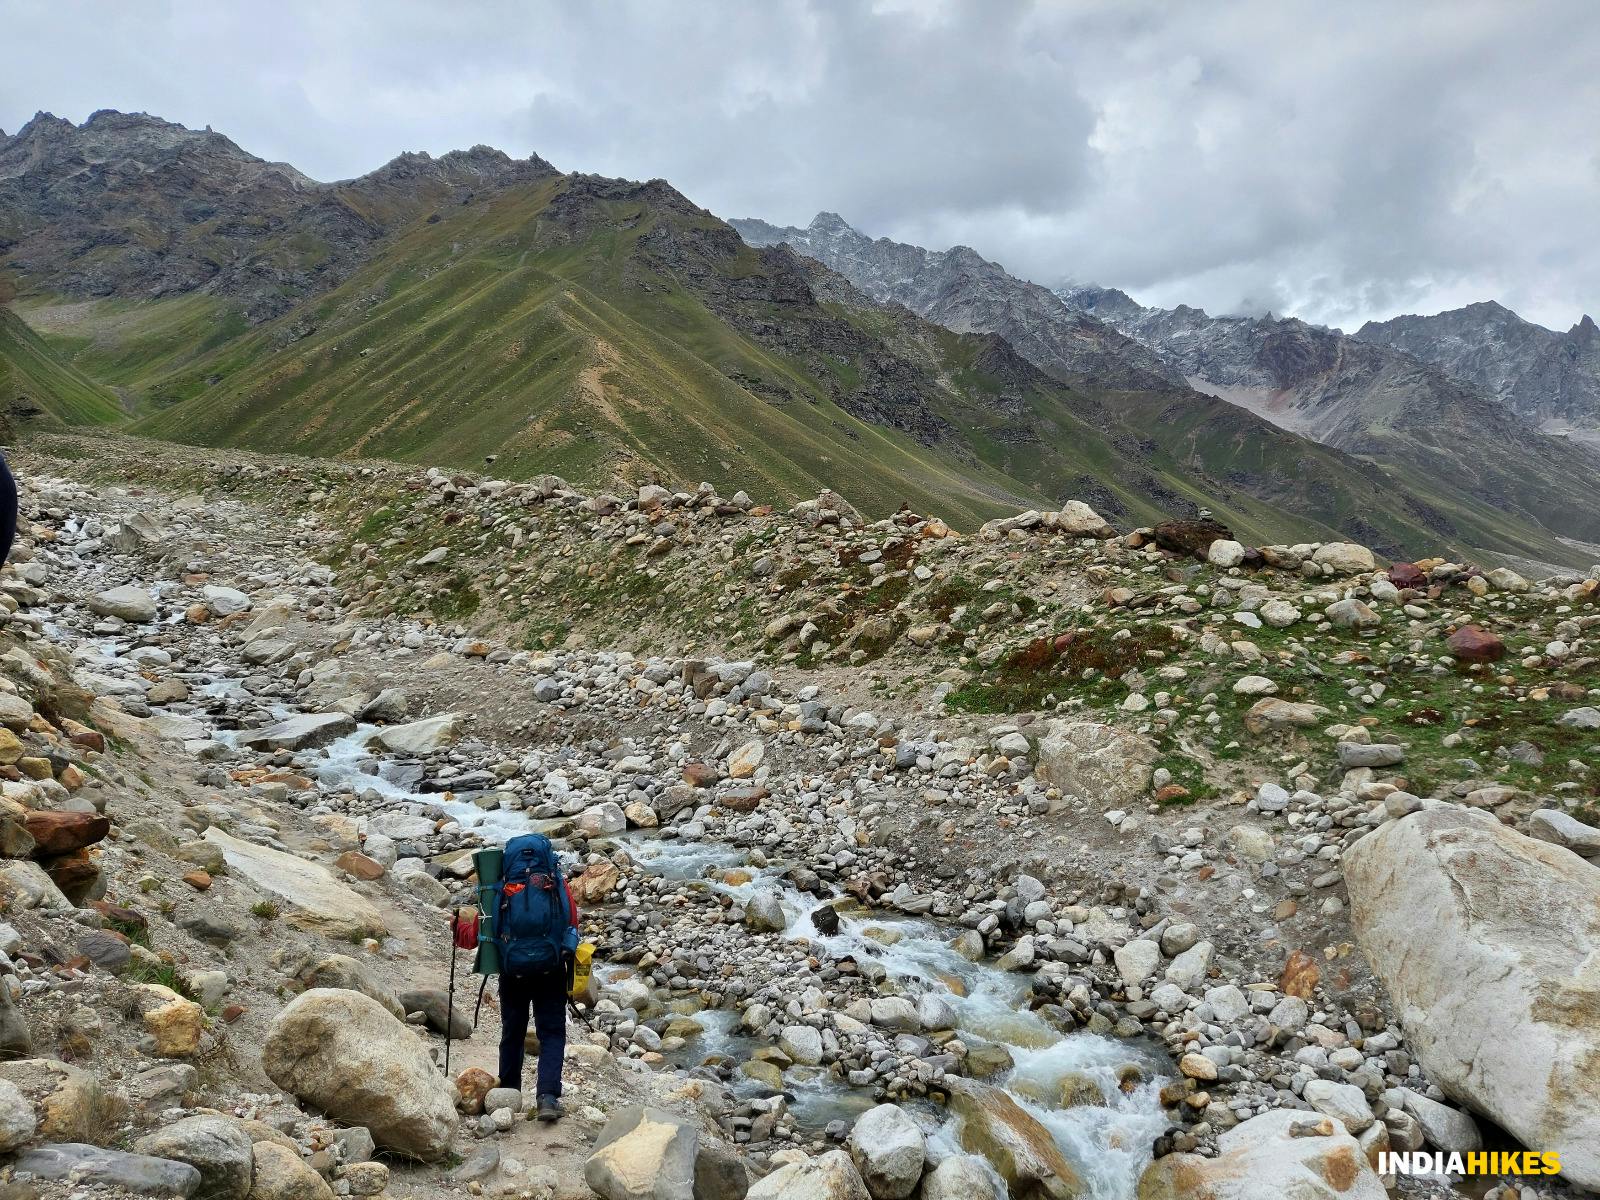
top-left (568, 941), bottom-right (595, 1001)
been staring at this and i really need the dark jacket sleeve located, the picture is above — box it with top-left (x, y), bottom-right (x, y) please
top-left (0, 453), bottom-right (15, 567)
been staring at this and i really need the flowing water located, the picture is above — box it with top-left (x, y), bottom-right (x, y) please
top-left (615, 834), bottom-right (1174, 1199)
top-left (195, 713), bottom-right (1169, 1198)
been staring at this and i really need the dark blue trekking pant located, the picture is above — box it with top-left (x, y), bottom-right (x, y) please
top-left (497, 969), bottom-right (566, 1097)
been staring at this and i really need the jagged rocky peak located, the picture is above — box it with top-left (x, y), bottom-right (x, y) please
top-left (0, 107), bottom-right (316, 190)
top-left (732, 210), bottom-right (1183, 390)
top-left (352, 142), bottom-right (558, 188)
top-left (1356, 299), bottom-right (1600, 429)
top-left (1057, 283), bottom-right (1150, 326)
top-left (807, 210), bottom-right (857, 235)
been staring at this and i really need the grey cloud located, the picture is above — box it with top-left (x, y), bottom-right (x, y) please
top-left (4, 0), bottom-right (1597, 329)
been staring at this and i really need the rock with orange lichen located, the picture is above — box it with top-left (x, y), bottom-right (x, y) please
top-left (1136, 1109), bottom-right (1384, 1199)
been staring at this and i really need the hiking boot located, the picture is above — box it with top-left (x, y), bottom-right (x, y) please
top-left (535, 1094), bottom-right (563, 1122)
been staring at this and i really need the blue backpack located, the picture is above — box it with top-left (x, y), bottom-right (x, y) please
top-left (495, 834), bottom-right (577, 976)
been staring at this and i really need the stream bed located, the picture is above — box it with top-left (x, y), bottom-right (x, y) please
top-left (157, 694), bottom-right (1173, 1198)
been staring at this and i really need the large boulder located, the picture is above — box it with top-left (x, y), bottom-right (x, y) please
top-left (372, 714), bottom-right (461, 755)
top-left (12, 1143), bottom-right (201, 1197)
top-left (238, 714), bottom-right (355, 752)
top-left (0, 1059), bottom-right (107, 1141)
top-left (203, 829), bottom-right (388, 938)
top-left (0, 1078), bottom-right (37, 1152)
top-left (779, 1026), bottom-right (823, 1067)
top-left (1242, 697), bottom-right (1328, 736)
top-left (746, 1150), bottom-right (870, 1200)
top-left (249, 1142), bottom-right (334, 1200)
top-left (1311, 542), bottom-right (1376, 574)
top-left (1344, 806), bottom-right (1600, 1188)
top-left (1400, 1091), bottom-right (1482, 1152)
top-left (584, 1106), bottom-right (699, 1200)
top-left (22, 811), bottom-right (110, 856)
top-left (0, 860), bottom-right (72, 911)
top-left (571, 860), bottom-right (623, 904)
top-left (134, 1115), bottom-right (254, 1200)
top-left (1445, 625), bottom-right (1505, 663)
top-left (743, 887), bottom-right (787, 933)
top-left (1136, 1110), bottom-right (1384, 1199)
top-left (847, 1104), bottom-right (925, 1199)
top-left (948, 1081), bottom-right (1082, 1200)
top-left (1050, 502), bottom-right (1115, 538)
top-left (261, 989), bottom-right (457, 1162)
top-left (88, 585), bottom-right (158, 622)
top-left (1035, 721), bottom-right (1154, 808)
top-left (920, 1155), bottom-right (1002, 1200)
top-left (202, 586), bottom-right (252, 617)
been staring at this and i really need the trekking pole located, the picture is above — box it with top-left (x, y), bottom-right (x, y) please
top-left (566, 998), bottom-right (592, 1030)
top-left (473, 975), bottom-right (491, 1027)
top-left (444, 908), bottom-right (460, 1077)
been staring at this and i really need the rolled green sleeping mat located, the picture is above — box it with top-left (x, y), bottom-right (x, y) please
top-left (471, 846), bottom-right (504, 976)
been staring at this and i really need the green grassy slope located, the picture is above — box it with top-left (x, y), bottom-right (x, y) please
top-left (0, 307), bottom-right (125, 429)
top-left (1111, 390), bottom-right (1588, 565)
top-left (835, 297), bottom-right (1593, 565)
top-left (115, 177), bottom-right (1471, 548)
top-left (15, 295), bottom-right (249, 406)
top-left (123, 179), bottom-right (1040, 528)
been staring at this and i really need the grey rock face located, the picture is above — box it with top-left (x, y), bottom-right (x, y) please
top-left (13, 1143), bottom-right (203, 1197)
top-left (732, 212), bottom-right (1181, 391)
top-left (1359, 301), bottom-right (1600, 434)
top-left (0, 109), bottom-right (557, 323)
top-left (132, 1115), bottom-right (254, 1200)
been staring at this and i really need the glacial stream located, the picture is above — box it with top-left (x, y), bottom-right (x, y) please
top-left (74, 634), bottom-right (1172, 1199)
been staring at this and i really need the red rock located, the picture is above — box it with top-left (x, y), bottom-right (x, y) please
top-left (719, 787), bottom-right (768, 813)
top-left (681, 762), bottom-right (716, 788)
top-left (1447, 624), bottom-right (1506, 663)
top-left (1387, 562), bottom-right (1427, 588)
top-left (455, 1066), bottom-right (497, 1115)
top-left (23, 811), bottom-right (110, 856)
top-left (182, 870), bottom-right (212, 891)
top-left (42, 848), bottom-right (100, 903)
top-left (60, 721), bottom-right (105, 754)
top-left (92, 901), bottom-right (147, 935)
top-left (335, 851), bottom-right (385, 881)
top-left (221, 1004), bottom-right (247, 1023)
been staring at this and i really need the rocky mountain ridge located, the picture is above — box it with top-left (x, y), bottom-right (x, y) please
top-left (738, 213), bottom-right (1600, 552)
top-left (7, 112), bottom-right (1555, 565)
top-left (1053, 287), bottom-right (1600, 534)
top-left (1357, 301), bottom-right (1600, 440)
top-left (731, 212), bottom-right (1182, 391)
top-left (0, 109), bottom-right (557, 321)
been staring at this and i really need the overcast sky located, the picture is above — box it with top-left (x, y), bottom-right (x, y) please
top-left (6, 0), bottom-right (1598, 330)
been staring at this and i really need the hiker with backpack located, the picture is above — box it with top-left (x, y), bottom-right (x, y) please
top-left (492, 833), bottom-right (581, 1121)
